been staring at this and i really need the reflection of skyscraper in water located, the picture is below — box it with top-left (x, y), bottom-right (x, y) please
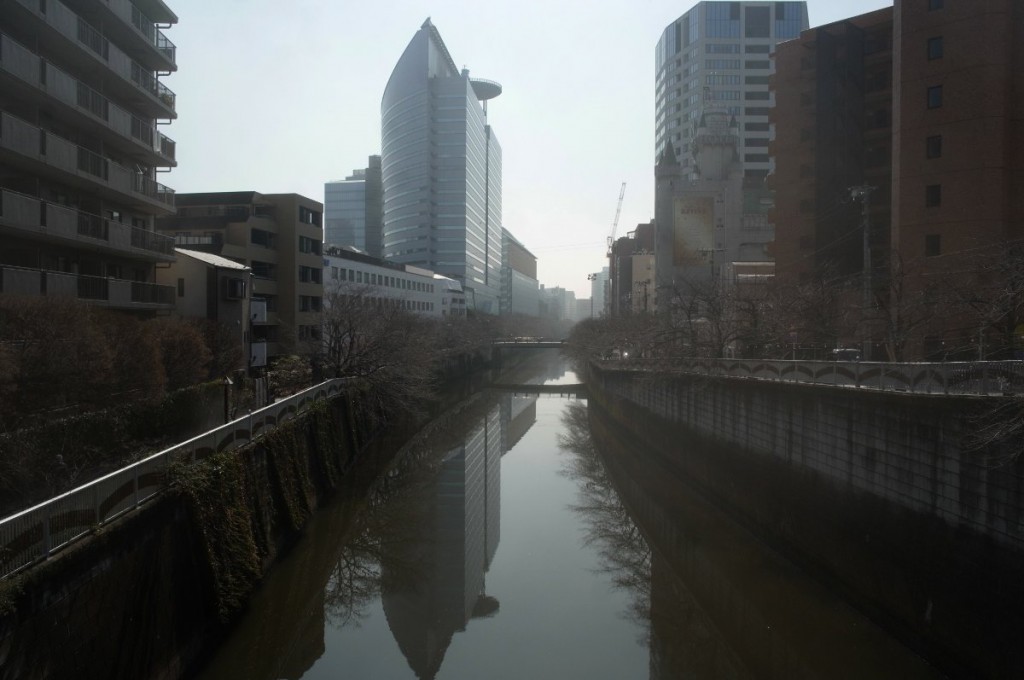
top-left (383, 404), bottom-right (504, 679)
top-left (501, 393), bottom-right (539, 454)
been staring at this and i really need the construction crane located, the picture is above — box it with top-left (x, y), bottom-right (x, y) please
top-left (606, 182), bottom-right (627, 256)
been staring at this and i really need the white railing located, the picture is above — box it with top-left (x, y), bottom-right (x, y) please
top-left (611, 358), bottom-right (1024, 396)
top-left (0, 379), bottom-right (350, 580)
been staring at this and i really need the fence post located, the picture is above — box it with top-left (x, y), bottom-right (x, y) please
top-left (133, 465), bottom-right (140, 508)
top-left (42, 507), bottom-right (51, 558)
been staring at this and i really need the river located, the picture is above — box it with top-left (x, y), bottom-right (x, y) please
top-left (191, 352), bottom-right (941, 679)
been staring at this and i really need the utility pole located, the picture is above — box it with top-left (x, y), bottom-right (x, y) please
top-left (850, 185), bottom-right (875, 360)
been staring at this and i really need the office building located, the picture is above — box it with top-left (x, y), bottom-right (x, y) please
top-left (323, 245), bottom-right (467, 318)
top-left (655, 1), bottom-right (808, 181)
top-left (500, 229), bottom-right (539, 317)
top-left (381, 19), bottom-right (503, 313)
top-left (156, 192), bottom-right (324, 360)
top-left (324, 155), bottom-right (383, 257)
top-left (0, 0), bottom-right (179, 312)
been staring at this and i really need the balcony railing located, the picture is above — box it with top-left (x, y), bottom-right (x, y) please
top-left (0, 111), bottom-right (175, 209)
top-left (15, 0), bottom-right (175, 114)
top-left (0, 188), bottom-right (175, 257)
top-left (0, 265), bottom-right (175, 309)
top-left (174, 234), bottom-right (223, 247)
top-left (130, 4), bottom-right (176, 63)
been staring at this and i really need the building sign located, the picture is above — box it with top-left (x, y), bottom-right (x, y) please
top-left (673, 195), bottom-right (715, 266)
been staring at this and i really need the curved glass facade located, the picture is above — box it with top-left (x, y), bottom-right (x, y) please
top-left (381, 20), bottom-right (502, 313)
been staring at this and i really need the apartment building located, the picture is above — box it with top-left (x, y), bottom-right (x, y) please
top-left (771, 0), bottom-right (1023, 357)
top-left (0, 0), bottom-right (179, 311)
top-left (156, 192), bottom-right (324, 359)
top-left (770, 8), bottom-right (893, 287)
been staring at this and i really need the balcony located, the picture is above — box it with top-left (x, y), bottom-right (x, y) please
top-left (0, 265), bottom-right (175, 310)
top-left (12, 0), bottom-right (176, 118)
top-left (0, 32), bottom-right (176, 167)
top-left (0, 188), bottom-right (175, 259)
top-left (0, 111), bottom-right (175, 212)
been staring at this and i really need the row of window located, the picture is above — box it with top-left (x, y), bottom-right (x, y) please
top-left (333, 294), bottom-right (437, 313)
top-left (329, 266), bottom-right (436, 293)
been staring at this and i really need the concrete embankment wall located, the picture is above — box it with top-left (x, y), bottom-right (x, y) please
top-left (0, 393), bottom-right (379, 680)
top-left (587, 364), bottom-right (1024, 678)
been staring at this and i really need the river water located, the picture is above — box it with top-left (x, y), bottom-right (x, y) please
top-left (192, 353), bottom-right (941, 679)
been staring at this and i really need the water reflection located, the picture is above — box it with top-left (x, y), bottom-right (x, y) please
top-left (196, 357), bottom-right (937, 680)
top-left (567, 401), bottom-right (942, 679)
top-left (380, 402), bottom-right (504, 678)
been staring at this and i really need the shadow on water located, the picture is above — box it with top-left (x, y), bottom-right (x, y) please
top-left (559, 401), bottom-right (943, 680)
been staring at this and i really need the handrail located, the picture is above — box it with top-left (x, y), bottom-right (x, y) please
top-left (0, 378), bottom-right (350, 580)
top-left (604, 358), bottom-right (1024, 397)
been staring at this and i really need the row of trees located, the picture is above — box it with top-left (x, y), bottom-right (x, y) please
top-left (579, 246), bottom-right (1024, 364)
top-left (0, 296), bottom-right (243, 430)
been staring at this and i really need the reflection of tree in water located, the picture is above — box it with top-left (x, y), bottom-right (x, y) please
top-left (322, 449), bottom-right (443, 629)
top-left (557, 402), bottom-right (652, 640)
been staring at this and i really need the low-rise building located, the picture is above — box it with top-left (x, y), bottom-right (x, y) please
top-left (156, 192), bottom-right (324, 359)
top-left (323, 245), bottom-right (466, 318)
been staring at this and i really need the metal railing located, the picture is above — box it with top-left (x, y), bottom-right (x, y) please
top-left (613, 358), bottom-right (1024, 397)
top-left (0, 379), bottom-right (350, 580)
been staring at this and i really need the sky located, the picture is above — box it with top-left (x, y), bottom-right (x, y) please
top-left (165, 0), bottom-right (892, 298)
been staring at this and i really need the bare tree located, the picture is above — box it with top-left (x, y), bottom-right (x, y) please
top-left (319, 283), bottom-right (438, 412)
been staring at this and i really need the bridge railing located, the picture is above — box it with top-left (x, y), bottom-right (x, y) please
top-left (0, 378), bottom-right (350, 580)
top-left (608, 358), bottom-right (1024, 396)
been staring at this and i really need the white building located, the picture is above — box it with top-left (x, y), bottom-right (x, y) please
top-left (323, 245), bottom-right (465, 318)
top-left (654, 1), bottom-right (808, 181)
top-left (381, 19), bottom-right (503, 313)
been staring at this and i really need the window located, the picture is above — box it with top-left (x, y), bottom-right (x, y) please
top-left (745, 137), bottom-right (769, 147)
top-left (298, 206), bottom-right (322, 227)
top-left (331, 266), bottom-right (339, 280)
top-left (745, 44), bottom-right (770, 54)
top-left (177, 278), bottom-right (184, 297)
top-left (745, 60), bottom-right (770, 69)
top-left (745, 6), bottom-right (770, 38)
top-left (251, 228), bottom-right (276, 248)
top-left (927, 85), bottom-right (943, 109)
top-left (746, 122), bottom-right (769, 132)
top-left (251, 261), bottom-right (275, 279)
top-left (745, 106), bottom-right (769, 116)
top-left (706, 59), bottom-right (740, 70)
top-left (299, 266), bottom-right (322, 283)
top-left (927, 36), bottom-right (943, 60)
top-left (706, 43), bottom-right (740, 53)
top-left (298, 235), bottom-right (321, 255)
top-left (926, 184), bottom-right (942, 207)
top-left (745, 153), bottom-right (769, 163)
top-left (745, 75), bottom-right (770, 85)
top-left (926, 135), bottom-right (942, 159)
top-left (925, 234), bottom-right (941, 257)
top-left (299, 295), bottom-right (322, 312)
top-left (745, 91), bottom-right (770, 100)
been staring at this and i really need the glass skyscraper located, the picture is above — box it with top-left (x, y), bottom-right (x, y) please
top-left (381, 19), bottom-right (503, 313)
top-left (655, 1), bottom-right (809, 180)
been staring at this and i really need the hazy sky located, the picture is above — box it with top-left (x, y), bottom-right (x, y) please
top-left (166, 0), bottom-right (891, 297)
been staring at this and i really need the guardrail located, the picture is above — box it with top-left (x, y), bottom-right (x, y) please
top-left (0, 378), bottom-right (350, 580)
top-left (610, 358), bottom-right (1024, 397)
